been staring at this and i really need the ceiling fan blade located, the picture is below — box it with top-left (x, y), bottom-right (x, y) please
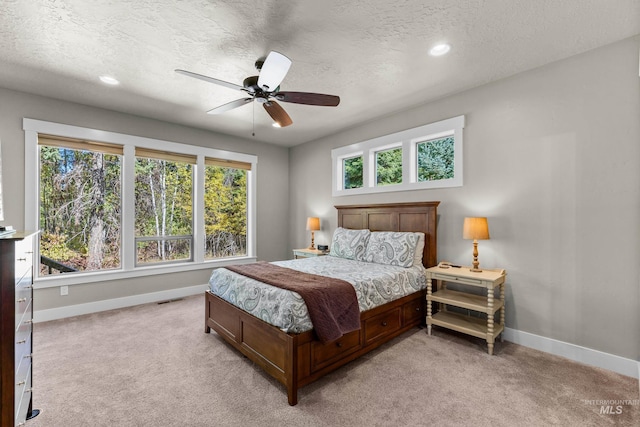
top-left (275, 91), bottom-right (340, 107)
top-left (175, 69), bottom-right (243, 91)
top-left (263, 100), bottom-right (293, 127)
top-left (257, 51), bottom-right (292, 92)
top-left (207, 98), bottom-right (253, 115)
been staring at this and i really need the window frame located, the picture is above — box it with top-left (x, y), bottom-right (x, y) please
top-left (24, 118), bottom-right (257, 288)
top-left (331, 115), bottom-right (464, 196)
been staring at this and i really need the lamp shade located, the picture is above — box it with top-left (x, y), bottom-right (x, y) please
top-left (463, 217), bottom-right (490, 240)
top-left (306, 217), bottom-right (320, 231)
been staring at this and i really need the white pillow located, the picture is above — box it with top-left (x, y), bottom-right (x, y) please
top-left (329, 228), bottom-right (371, 261)
top-left (363, 231), bottom-right (420, 268)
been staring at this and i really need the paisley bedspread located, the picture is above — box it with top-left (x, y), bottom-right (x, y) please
top-left (208, 255), bottom-right (426, 334)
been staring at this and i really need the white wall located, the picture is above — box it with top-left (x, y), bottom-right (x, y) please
top-left (289, 36), bottom-right (640, 361)
top-left (0, 87), bottom-right (290, 311)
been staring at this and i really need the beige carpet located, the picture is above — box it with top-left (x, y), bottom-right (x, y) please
top-left (27, 295), bottom-right (638, 427)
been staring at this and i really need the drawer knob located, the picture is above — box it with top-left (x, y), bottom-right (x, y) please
top-left (336, 342), bottom-right (343, 348)
top-left (17, 298), bottom-right (27, 303)
top-left (17, 257), bottom-right (27, 261)
top-left (415, 307), bottom-right (421, 311)
top-left (381, 322), bottom-right (388, 327)
top-left (17, 339), bottom-right (26, 344)
top-left (16, 380), bottom-right (26, 386)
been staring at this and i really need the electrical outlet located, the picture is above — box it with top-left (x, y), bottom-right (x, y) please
top-left (60, 285), bottom-right (69, 296)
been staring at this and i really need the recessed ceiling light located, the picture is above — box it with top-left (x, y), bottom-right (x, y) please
top-left (429, 43), bottom-right (451, 56)
top-left (99, 75), bottom-right (120, 85)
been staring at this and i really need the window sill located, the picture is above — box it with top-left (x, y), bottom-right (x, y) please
top-left (33, 256), bottom-right (257, 289)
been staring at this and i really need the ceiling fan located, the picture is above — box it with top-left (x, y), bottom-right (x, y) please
top-left (176, 51), bottom-right (340, 128)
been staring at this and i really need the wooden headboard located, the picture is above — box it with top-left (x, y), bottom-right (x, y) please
top-left (335, 202), bottom-right (439, 268)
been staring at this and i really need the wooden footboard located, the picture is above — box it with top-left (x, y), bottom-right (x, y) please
top-left (205, 289), bottom-right (425, 405)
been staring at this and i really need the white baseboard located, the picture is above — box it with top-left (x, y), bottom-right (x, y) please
top-left (33, 284), bottom-right (209, 323)
top-left (34, 291), bottom-right (638, 380)
top-left (503, 327), bottom-right (639, 379)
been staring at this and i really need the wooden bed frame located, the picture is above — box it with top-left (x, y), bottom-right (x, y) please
top-left (204, 202), bottom-right (439, 405)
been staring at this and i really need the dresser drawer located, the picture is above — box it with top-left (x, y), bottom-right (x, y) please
top-left (15, 333), bottom-right (32, 378)
top-left (311, 329), bottom-right (361, 371)
top-left (15, 285), bottom-right (31, 327)
top-left (15, 364), bottom-right (32, 426)
top-left (402, 298), bottom-right (424, 325)
top-left (15, 296), bottom-right (33, 330)
top-left (14, 237), bottom-right (34, 279)
top-left (15, 357), bottom-right (31, 412)
top-left (14, 323), bottom-right (32, 360)
top-left (364, 307), bottom-right (402, 344)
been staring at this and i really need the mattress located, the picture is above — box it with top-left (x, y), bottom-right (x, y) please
top-left (208, 255), bottom-right (426, 334)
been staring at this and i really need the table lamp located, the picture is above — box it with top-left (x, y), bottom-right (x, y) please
top-left (463, 217), bottom-right (490, 272)
top-left (306, 217), bottom-right (320, 250)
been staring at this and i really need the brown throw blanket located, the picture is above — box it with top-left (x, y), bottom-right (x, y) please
top-left (225, 262), bottom-right (361, 343)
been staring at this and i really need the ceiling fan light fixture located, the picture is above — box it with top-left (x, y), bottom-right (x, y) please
top-left (257, 51), bottom-right (292, 93)
top-left (272, 122), bottom-right (281, 128)
top-left (429, 43), bottom-right (451, 56)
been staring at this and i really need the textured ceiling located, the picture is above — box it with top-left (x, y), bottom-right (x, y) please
top-left (1, 0), bottom-right (639, 147)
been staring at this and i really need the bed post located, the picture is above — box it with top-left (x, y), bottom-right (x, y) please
top-left (204, 293), bottom-right (211, 333)
top-left (286, 333), bottom-right (299, 405)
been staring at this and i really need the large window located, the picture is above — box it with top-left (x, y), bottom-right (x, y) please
top-left (204, 158), bottom-right (249, 259)
top-left (24, 119), bottom-right (256, 286)
top-left (38, 136), bottom-right (122, 275)
top-left (135, 149), bottom-right (195, 266)
top-left (332, 116), bottom-right (464, 196)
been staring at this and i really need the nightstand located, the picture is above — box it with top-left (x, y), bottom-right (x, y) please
top-left (293, 248), bottom-right (329, 259)
top-left (425, 264), bottom-right (507, 355)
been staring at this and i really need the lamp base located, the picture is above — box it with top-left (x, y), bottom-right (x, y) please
top-left (470, 241), bottom-right (482, 272)
top-left (307, 231), bottom-right (315, 250)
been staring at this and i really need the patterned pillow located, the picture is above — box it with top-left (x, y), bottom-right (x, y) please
top-left (363, 232), bottom-right (420, 267)
top-left (413, 232), bottom-right (426, 267)
top-left (329, 228), bottom-right (371, 261)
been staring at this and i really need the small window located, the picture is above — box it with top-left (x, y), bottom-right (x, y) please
top-left (417, 136), bottom-right (454, 181)
top-left (375, 147), bottom-right (402, 186)
top-left (343, 155), bottom-right (363, 189)
top-left (331, 115), bottom-right (464, 196)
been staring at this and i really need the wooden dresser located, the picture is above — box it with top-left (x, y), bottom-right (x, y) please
top-left (1, 231), bottom-right (39, 426)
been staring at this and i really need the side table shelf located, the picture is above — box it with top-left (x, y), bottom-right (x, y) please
top-left (425, 265), bottom-right (507, 355)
